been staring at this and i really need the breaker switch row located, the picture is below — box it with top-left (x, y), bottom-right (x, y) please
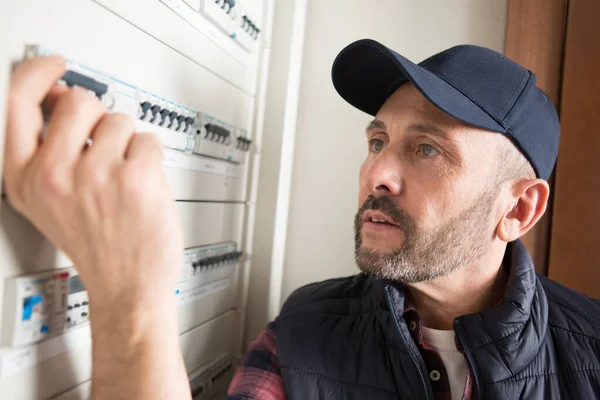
top-left (237, 137), bottom-right (251, 151)
top-left (209, 362), bottom-right (233, 385)
top-left (241, 16), bottom-right (260, 39)
top-left (202, 123), bottom-right (231, 143)
top-left (215, 0), bottom-right (236, 14)
top-left (139, 101), bottom-right (194, 132)
top-left (191, 251), bottom-right (243, 272)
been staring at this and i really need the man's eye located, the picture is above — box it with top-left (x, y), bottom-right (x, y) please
top-left (369, 139), bottom-right (384, 153)
top-left (416, 143), bottom-right (440, 157)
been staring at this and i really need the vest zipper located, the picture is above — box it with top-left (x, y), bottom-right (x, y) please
top-left (454, 319), bottom-right (482, 399)
top-left (385, 287), bottom-right (431, 400)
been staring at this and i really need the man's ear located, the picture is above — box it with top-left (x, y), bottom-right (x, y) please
top-left (497, 179), bottom-right (550, 242)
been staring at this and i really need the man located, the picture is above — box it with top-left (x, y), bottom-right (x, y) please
top-left (225, 40), bottom-right (600, 399)
top-left (4, 39), bottom-right (600, 400)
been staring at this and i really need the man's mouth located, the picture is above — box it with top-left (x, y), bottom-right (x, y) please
top-left (362, 210), bottom-right (399, 227)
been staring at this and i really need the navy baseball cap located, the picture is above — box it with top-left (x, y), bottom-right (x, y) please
top-left (331, 39), bottom-right (560, 180)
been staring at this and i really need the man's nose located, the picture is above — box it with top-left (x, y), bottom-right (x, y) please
top-left (365, 149), bottom-right (403, 196)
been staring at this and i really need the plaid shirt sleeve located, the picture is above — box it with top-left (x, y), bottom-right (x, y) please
top-left (226, 319), bottom-right (287, 400)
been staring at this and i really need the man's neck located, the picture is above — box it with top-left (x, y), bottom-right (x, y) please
top-left (405, 248), bottom-right (508, 331)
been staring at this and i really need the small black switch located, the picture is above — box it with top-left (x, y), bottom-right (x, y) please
top-left (150, 105), bottom-right (161, 123)
top-left (159, 109), bottom-right (171, 126)
top-left (140, 102), bottom-right (152, 120)
top-left (61, 70), bottom-right (108, 99)
top-left (82, 301), bottom-right (89, 306)
top-left (168, 111), bottom-right (179, 129)
top-left (81, 312), bottom-right (88, 317)
top-left (74, 303), bottom-right (81, 308)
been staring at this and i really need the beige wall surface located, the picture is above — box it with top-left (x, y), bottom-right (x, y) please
top-left (281, 0), bottom-right (508, 302)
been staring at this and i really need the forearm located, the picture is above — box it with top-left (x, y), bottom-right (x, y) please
top-left (90, 299), bottom-right (190, 400)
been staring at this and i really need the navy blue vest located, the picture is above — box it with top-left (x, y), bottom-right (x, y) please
top-left (277, 241), bottom-right (600, 399)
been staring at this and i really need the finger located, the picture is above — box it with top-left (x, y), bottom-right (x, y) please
top-left (5, 56), bottom-right (66, 184)
top-left (42, 85), bottom-right (70, 116)
top-left (84, 113), bottom-right (135, 166)
top-left (9, 56), bottom-right (66, 106)
top-left (41, 87), bottom-right (106, 165)
top-left (125, 133), bottom-right (164, 166)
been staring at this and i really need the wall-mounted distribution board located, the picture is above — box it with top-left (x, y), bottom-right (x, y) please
top-left (1, 242), bottom-right (242, 348)
top-left (0, 0), bottom-right (267, 397)
top-left (26, 45), bottom-right (252, 165)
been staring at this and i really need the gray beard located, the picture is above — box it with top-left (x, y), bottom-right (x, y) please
top-left (354, 189), bottom-right (498, 284)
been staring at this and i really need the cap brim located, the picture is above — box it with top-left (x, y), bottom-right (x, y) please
top-left (331, 39), bottom-right (506, 134)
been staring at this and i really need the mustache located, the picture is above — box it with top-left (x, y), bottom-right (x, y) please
top-left (356, 195), bottom-right (413, 229)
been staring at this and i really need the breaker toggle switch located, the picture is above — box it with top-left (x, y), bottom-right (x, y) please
top-left (139, 101), bottom-right (152, 120)
top-left (205, 124), bottom-right (230, 143)
top-left (237, 137), bottom-right (252, 151)
top-left (159, 108), bottom-right (171, 127)
top-left (177, 115), bottom-right (187, 132)
top-left (185, 117), bottom-right (195, 134)
top-left (168, 111), bottom-right (179, 129)
top-left (149, 105), bottom-right (162, 124)
top-left (22, 294), bottom-right (44, 321)
top-left (61, 70), bottom-right (109, 99)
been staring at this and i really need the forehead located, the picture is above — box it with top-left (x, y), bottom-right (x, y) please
top-left (375, 83), bottom-right (468, 133)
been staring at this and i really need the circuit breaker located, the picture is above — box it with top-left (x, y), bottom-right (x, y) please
top-left (0, 0), bottom-right (266, 398)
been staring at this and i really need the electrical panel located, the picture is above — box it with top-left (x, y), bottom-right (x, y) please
top-left (188, 353), bottom-right (235, 399)
top-left (1, 242), bottom-right (242, 348)
top-left (186, 0), bottom-right (262, 54)
top-left (26, 45), bottom-right (252, 165)
top-left (0, 0), bottom-right (267, 398)
top-left (1, 268), bottom-right (86, 347)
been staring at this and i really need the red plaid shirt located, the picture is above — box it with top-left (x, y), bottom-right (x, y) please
top-left (227, 301), bottom-right (476, 400)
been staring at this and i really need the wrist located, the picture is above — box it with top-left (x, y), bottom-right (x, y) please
top-left (90, 294), bottom-right (178, 346)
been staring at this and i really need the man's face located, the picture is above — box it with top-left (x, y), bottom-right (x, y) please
top-left (355, 83), bottom-right (505, 283)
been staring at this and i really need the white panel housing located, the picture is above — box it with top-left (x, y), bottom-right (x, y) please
top-left (0, 0), bottom-right (266, 397)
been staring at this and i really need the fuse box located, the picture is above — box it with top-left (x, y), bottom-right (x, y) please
top-left (26, 45), bottom-right (252, 164)
top-left (0, 0), bottom-right (266, 397)
top-left (1, 242), bottom-right (242, 348)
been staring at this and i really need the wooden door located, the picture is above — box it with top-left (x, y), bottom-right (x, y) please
top-left (548, 0), bottom-right (600, 298)
top-left (504, 0), bottom-right (567, 275)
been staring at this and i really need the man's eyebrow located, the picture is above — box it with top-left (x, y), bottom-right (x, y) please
top-left (407, 122), bottom-right (453, 142)
top-left (366, 119), bottom-right (386, 133)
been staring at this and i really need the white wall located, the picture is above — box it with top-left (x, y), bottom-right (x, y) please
top-left (280, 0), bottom-right (508, 301)
top-left (245, 0), bottom-right (308, 346)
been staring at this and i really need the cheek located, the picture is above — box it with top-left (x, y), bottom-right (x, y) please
top-left (358, 162), bottom-right (369, 207)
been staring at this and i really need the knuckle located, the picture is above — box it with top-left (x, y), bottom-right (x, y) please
top-left (120, 165), bottom-right (147, 199)
top-left (104, 112), bottom-right (134, 132)
top-left (36, 164), bottom-right (71, 199)
top-left (77, 160), bottom-right (109, 190)
top-left (121, 161), bottom-right (163, 201)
